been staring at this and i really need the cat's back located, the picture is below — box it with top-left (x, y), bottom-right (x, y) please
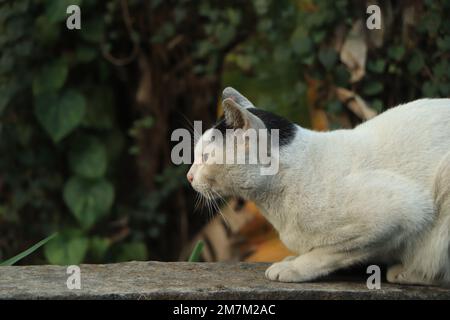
top-left (357, 98), bottom-right (450, 133)
top-left (354, 98), bottom-right (450, 184)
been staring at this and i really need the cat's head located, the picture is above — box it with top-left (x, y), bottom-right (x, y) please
top-left (186, 87), bottom-right (296, 199)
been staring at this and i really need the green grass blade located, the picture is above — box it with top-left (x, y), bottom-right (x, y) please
top-left (0, 232), bottom-right (58, 266)
top-left (188, 240), bottom-right (204, 262)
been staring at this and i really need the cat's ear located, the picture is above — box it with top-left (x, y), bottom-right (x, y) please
top-left (222, 87), bottom-right (255, 109)
top-left (223, 98), bottom-right (265, 130)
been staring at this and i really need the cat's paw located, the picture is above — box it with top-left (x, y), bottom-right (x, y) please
top-left (386, 264), bottom-right (404, 284)
top-left (387, 264), bottom-right (436, 286)
top-left (265, 261), bottom-right (306, 283)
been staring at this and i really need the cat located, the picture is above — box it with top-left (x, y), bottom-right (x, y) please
top-left (187, 87), bottom-right (450, 286)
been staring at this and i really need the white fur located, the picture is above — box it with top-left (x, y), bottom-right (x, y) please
top-left (188, 95), bottom-right (450, 286)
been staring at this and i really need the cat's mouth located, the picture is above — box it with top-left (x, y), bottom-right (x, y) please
top-left (193, 186), bottom-right (220, 200)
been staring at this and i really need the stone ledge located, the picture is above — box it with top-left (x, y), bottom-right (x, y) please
top-left (1, 261), bottom-right (450, 299)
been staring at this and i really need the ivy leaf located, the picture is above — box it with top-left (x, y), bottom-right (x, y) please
top-left (82, 87), bottom-right (115, 129)
top-left (69, 136), bottom-right (108, 179)
top-left (35, 89), bottom-right (86, 143)
top-left (44, 230), bottom-right (88, 265)
top-left (318, 48), bottom-right (338, 70)
top-left (334, 65), bottom-right (350, 86)
top-left (437, 36), bottom-right (450, 51)
top-left (35, 15), bottom-right (61, 45)
top-left (408, 52), bottom-right (425, 75)
top-left (422, 12), bottom-right (441, 35)
top-left (292, 34), bottom-right (313, 57)
top-left (63, 176), bottom-right (114, 229)
top-left (367, 59), bottom-right (386, 74)
top-left (114, 242), bottom-right (148, 262)
top-left (32, 59), bottom-right (68, 96)
top-left (422, 81), bottom-right (438, 97)
top-left (388, 45), bottom-right (405, 61)
top-left (371, 99), bottom-right (384, 113)
top-left (89, 237), bottom-right (110, 263)
top-left (363, 82), bottom-right (384, 96)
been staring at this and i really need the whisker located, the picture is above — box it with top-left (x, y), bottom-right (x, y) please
top-left (194, 193), bottom-right (201, 212)
top-left (193, 189), bottom-right (233, 227)
top-left (209, 190), bottom-right (231, 227)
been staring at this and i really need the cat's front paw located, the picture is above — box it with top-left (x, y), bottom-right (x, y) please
top-left (265, 261), bottom-right (306, 283)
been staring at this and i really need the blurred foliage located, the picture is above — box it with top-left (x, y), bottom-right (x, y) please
top-left (0, 0), bottom-right (260, 264)
top-left (223, 0), bottom-right (450, 128)
top-left (0, 0), bottom-right (449, 264)
top-left (0, 0), bottom-right (179, 264)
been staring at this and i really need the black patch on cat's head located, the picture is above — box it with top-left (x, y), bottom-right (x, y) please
top-left (213, 108), bottom-right (297, 147)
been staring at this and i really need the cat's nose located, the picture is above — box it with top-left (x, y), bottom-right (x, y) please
top-left (187, 173), bottom-right (194, 183)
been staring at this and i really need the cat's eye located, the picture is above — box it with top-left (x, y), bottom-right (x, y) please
top-left (202, 153), bottom-right (209, 162)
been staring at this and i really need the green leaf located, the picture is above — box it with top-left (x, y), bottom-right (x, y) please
top-left (63, 176), bottom-right (114, 229)
top-left (318, 48), bottom-right (337, 70)
top-left (363, 82), bottom-right (384, 96)
top-left (312, 30), bottom-right (326, 43)
top-left (423, 12), bottom-right (441, 35)
top-left (292, 34), bottom-right (313, 57)
top-left (69, 136), bottom-right (107, 178)
top-left (437, 36), bottom-right (450, 51)
top-left (35, 15), bottom-right (60, 45)
top-left (82, 87), bottom-right (115, 129)
top-left (432, 60), bottom-right (449, 78)
top-left (408, 52), bottom-right (425, 75)
top-left (422, 81), bottom-right (438, 97)
top-left (89, 237), bottom-right (110, 262)
top-left (128, 116), bottom-right (154, 137)
top-left (45, 0), bottom-right (83, 24)
top-left (334, 65), bottom-right (350, 86)
top-left (371, 99), bottom-right (384, 113)
top-left (115, 242), bottom-right (148, 262)
top-left (388, 45), bottom-right (405, 61)
top-left (35, 89), bottom-right (86, 143)
top-left (388, 64), bottom-right (399, 74)
top-left (367, 59), bottom-right (386, 74)
top-left (188, 240), bottom-right (204, 262)
top-left (44, 231), bottom-right (88, 265)
top-left (0, 233), bottom-right (58, 266)
top-left (32, 59), bottom-right (68, 96)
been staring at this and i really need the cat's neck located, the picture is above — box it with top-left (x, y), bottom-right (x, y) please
top-left (242, 126), bottom-right (315, 214)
